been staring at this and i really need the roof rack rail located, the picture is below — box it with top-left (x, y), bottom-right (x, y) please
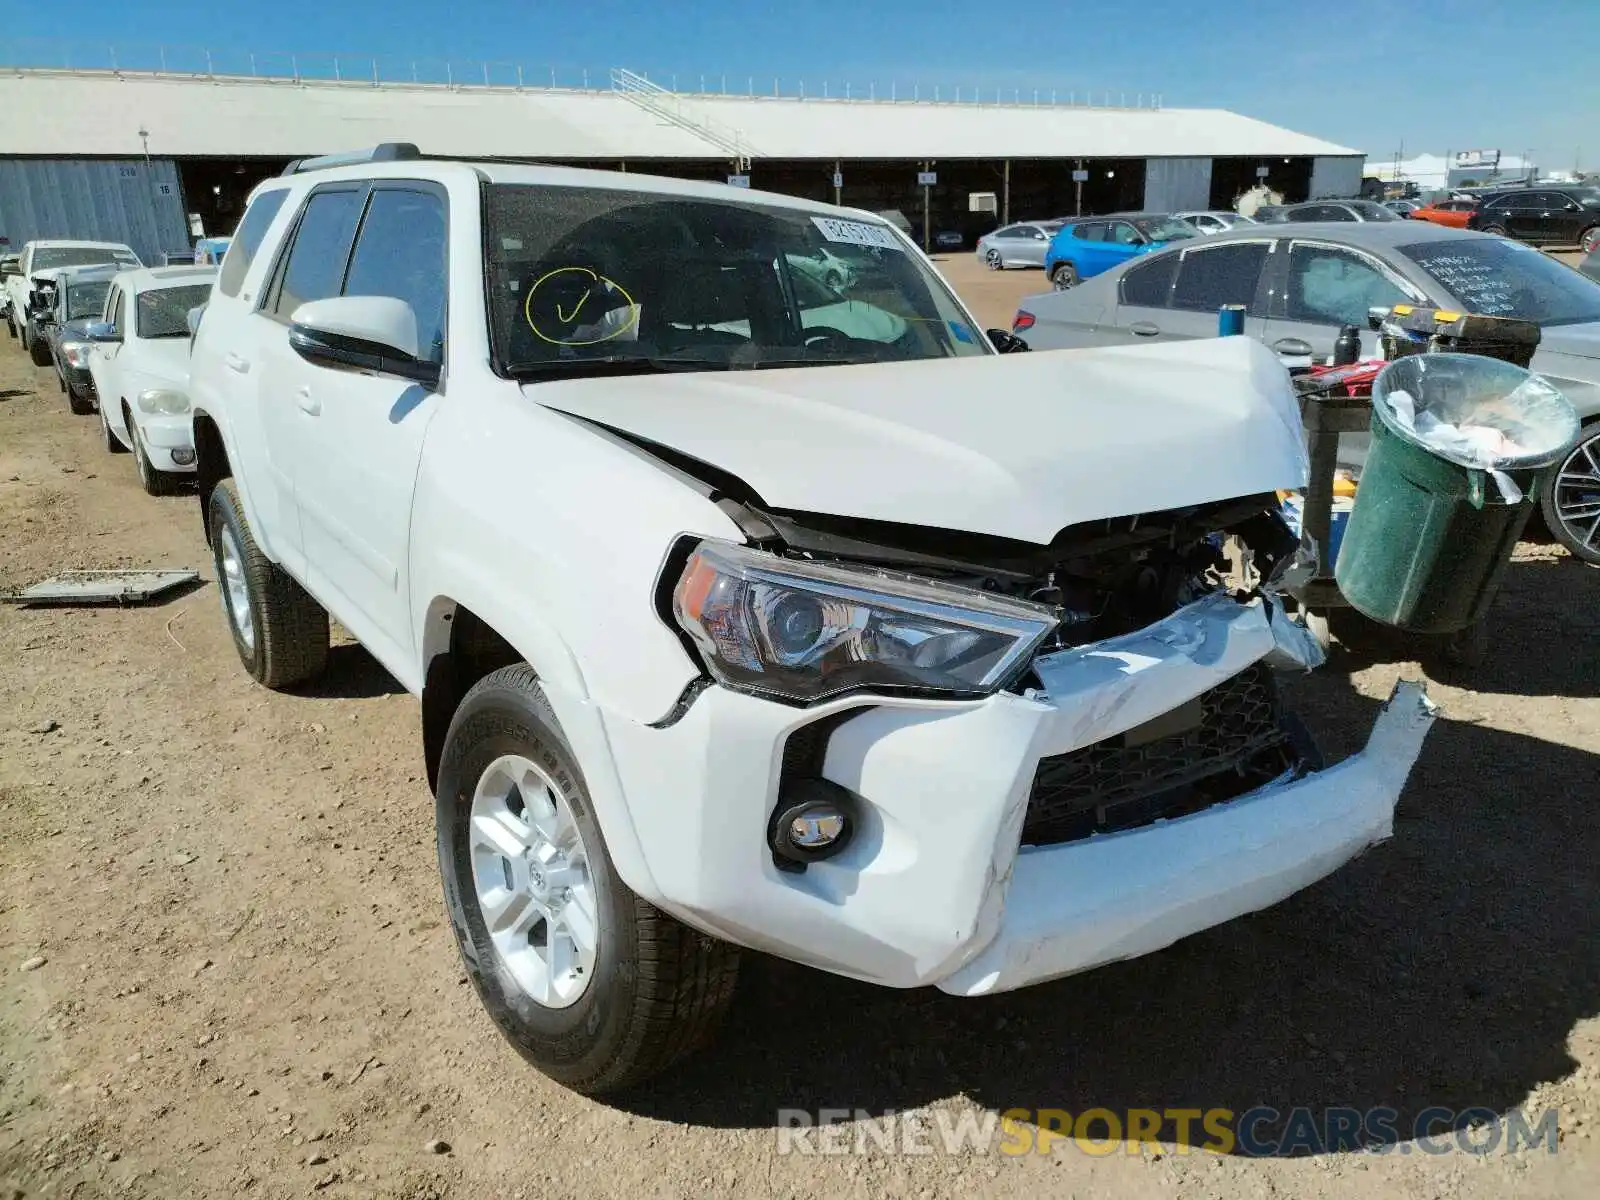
top-left (281, 143), bottom-right (422, 175)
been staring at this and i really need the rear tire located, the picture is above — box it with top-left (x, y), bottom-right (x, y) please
top-left (1484, 224), bottom-right (1508, 237)
top-left (437, 665), bottom-right (740, 1095)
top-left (984, 248), bottom-right (1003, 270)
top-left (1050, 262), bottom-right (1079, 290)
top-left (1581, 225), bottom-right (1600, 255)
top-left (207, 478), bottom-right (329, 688)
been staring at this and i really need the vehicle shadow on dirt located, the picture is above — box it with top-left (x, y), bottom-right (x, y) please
top-left (616, 569), bottom-right (1599, 1152)
top-left (291, 642), bottom-right (408, 699)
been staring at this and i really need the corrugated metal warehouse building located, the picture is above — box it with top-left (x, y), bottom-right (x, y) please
top-left (0, 66), bottom-right (1365, 262)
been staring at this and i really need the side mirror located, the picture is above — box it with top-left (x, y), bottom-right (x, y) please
top-left (85, 322), bottom-right (121, 343)
top-left (987, 328), bottom-right (1030, 354)
top-left (1366, 306), bottom-right (1392, 332)
top-left (288, 296), bottom-right (440, 387)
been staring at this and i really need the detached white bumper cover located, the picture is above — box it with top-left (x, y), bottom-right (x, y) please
top-left (938, 678), bottom-right (1437, 996)
top-left (600, 594), bottom-right (1437, 994)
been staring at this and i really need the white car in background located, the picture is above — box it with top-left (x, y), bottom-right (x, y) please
top-left (975, 220), bottom-right (1064, 269)
top-left (4, 239), bottom-right (141, 363)
top-left (86, 265), bottom-right (216, 495)
top-left (1175, 210), bottom-right (1257, 235)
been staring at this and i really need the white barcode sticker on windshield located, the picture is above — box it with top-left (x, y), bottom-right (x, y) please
top-left (811, 217), bottom-right (904, 251)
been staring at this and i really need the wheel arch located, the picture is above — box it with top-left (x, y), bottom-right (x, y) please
top-left (191, 410), bottom-right (232, 546)
top-left (419, 593), bottom-right (663, 903)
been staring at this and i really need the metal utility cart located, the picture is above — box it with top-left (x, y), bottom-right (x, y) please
top-left (1285, 305), bottom-right (1544, 669)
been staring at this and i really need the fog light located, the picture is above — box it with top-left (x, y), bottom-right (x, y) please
top-left (770, 779), bottom-right (858, 869)
top-left (171, 447), bottom-right (196, 466)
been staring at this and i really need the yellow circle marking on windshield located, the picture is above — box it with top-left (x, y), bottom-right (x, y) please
top-left (524, 266), bottom-right (640, 346)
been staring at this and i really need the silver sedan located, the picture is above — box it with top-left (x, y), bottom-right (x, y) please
top-left (1012, 221), bottom-right (1600, 563)
top-left (974, 221), bottom-right (1064, 270)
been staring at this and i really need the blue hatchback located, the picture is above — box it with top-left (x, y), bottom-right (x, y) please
top-left (1044, 213), bottom-right (1199, 289)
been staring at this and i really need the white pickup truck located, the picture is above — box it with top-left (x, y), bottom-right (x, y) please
top-left (187, 146), bottom-right (1437, 1095)
top-left (5, 240), bottom-right (142, 364)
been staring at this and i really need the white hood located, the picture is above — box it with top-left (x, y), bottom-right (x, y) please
top-left (533, 337), bottom-right (1309, 544)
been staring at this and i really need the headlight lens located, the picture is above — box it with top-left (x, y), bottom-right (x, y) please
top-left (136, 388), bottom-right (190, 415)
top-left (671, 540), bottom-right (1058, 703)
top-left (61, 342), bottom-right (91, 367)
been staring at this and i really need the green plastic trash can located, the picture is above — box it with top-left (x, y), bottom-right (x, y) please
top-left (1335, 353), bottom-right (1578, 634)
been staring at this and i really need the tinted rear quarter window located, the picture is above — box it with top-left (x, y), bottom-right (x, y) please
top-left (1120, 254), bottom-right (1179, 306)
top-left (1170, 243), bottom-right (1269, 311)
top-left (219, 188), bottom-right (289, 298)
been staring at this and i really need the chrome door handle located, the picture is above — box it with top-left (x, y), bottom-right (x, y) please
top-left (1273, 337), bottom-right (1313, 356)
top-left (1129, 321), bottom-right (1161, 337)
top-left (296, 385), bottom-right (321, 416)
top-left (225, 352), bottom-right (250, 374)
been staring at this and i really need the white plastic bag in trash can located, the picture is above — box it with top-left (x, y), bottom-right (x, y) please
top-left (1374, 353), bottom-right (1579, 502)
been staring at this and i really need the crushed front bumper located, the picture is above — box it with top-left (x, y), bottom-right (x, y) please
top-left (600, 594), bottom-right (1437, 994)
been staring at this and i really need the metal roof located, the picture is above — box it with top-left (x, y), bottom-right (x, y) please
top-left (0, 69), bottom-right (1361, 162)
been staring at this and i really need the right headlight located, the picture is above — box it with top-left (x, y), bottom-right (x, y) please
top-left (670, 540), bottom-right (1058, 704)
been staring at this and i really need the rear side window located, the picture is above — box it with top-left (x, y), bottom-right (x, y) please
top-left (1073, 222), bottom-right (1106, 242)
top-left (1170, 243), bottom-right (1269, 312)
top-left (341, 188), bottom-right (448, 364)
top-left (1120, 254), bottom-right (1179, 306)
top-left (219, 188), bottom-right (289, 298)
top-left (269, 188), bottom-right (365, 319)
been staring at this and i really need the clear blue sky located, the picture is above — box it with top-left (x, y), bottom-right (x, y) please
top-left (7, 0), bottom-right (1597, 168)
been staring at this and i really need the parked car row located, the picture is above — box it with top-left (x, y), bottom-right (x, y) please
top-left (8, 146), bottom-right (1446, 1097)
top-left (1010, 220), bottom-right (1600, 563)
top-left (4, 242), bottom-right (214, 495)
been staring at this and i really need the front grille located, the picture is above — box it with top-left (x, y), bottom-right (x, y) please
top-left (1021, 664), bottom-right (1299, 847)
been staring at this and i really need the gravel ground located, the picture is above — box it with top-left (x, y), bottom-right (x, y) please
top-left (2, 261), bottom-right (1598, 1199)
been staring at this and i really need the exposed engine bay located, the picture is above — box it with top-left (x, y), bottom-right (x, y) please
top-left (710, 489), bottom-right (1302, 684)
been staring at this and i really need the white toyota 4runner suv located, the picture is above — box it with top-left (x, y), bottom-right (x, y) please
top-left (189, 146), bottom-right (1437, 1095)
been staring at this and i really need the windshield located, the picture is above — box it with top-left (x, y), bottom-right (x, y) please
top-left (33, 246), bottom-right (138, 271)
top-left (1404, 238), bottom-right (1600, 326)
top-left (136, 283), bottom-right (212, 338)
top-left (484, 185), bottom-right (986, 377)
top-left (66, 280), bottom-right (110, 321)
top-left (1132, 217), bottom-right (1199, 242)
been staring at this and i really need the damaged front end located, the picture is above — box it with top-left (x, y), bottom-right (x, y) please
top-left (617, 483), bottom-right (1437, 996)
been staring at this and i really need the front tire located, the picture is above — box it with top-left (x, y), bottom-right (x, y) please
top-left (1541, 419), bottom-right (1600, 566)
top-left (1050, 262), bottom-right (1079, 290)
top-left (437, 665), bottom-right (739, 1095)
top-left (207, 478), bottom-right (329, 687)
top-left (66, 385), bottom-right (94, 416)
top-left (131, 422), bottom-right (181, 496)
top-left (100, 402), bottom-right (128, 453)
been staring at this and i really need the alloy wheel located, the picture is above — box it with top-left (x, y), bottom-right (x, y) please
top-left (469, 754), bottom-right (599, 1009)
top-left (217, 525), bottom-right (256, 653)
top-left (1553, 431), bottom-right (1600, 554)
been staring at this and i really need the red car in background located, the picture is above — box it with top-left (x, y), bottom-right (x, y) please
top-left (1409, 198), bottom-right (1477, 228)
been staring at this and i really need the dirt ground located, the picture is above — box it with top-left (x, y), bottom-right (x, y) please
top-left (2, 260), bottom-right (1598, 1200)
